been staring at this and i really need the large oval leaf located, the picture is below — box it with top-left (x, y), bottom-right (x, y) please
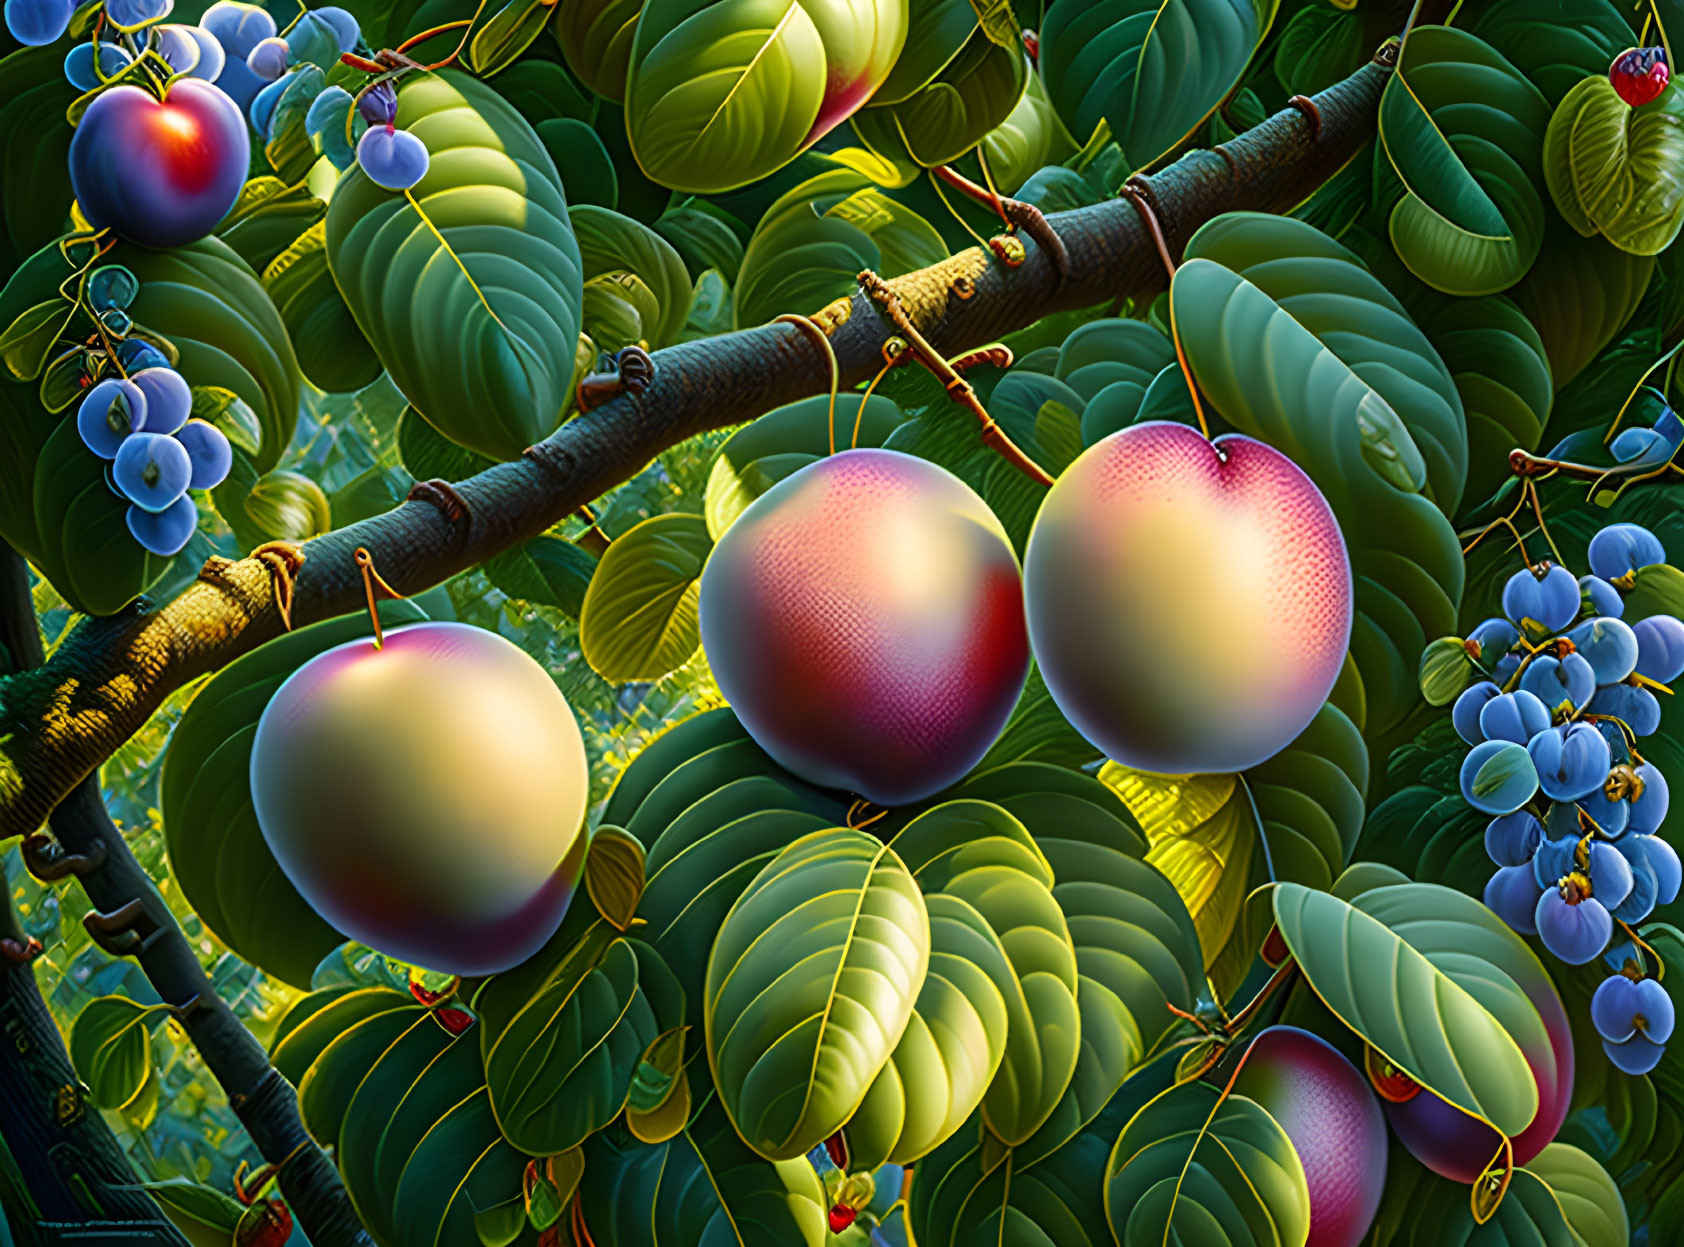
top-left (851, 36), bottom-right (1028, 169)
top-left (579, 511), bottom-right (712, 681)
top-left (1509, 213), bottom-right (1654, 387)
top-left (1270, 881), bottom-right (1538, 1138)
top-left (1524, 1143), bottom-right (1629, 1247)
top-left (1379, 26), bottom-right (1551, 296)
top-left (325, 70), bottom-right (585, 460)
top-left (1039, 0), bottom-right (1278, 168)
top-left (572, 204), bottom-right (693, 349)
top-left (1468, 0), bottom-right (1635, 107)
top-left (1103, 1080), bottom-right (1310, 1247)
top-left (262, 222), bottom-right (381, 394)
top-left (1545, 72), bottom-right (1684, 256)
top-left (553, 0), bottom-right (644, 99)
top-left (625, 0), bottom-right (908, 192)
top-left (734, 167), bottom-right (947, 329)
top-left (1172, 213), bottom-right (1466, 734)
top-left (69, 996), bottom-right (169, 1112)
top-left (705, 826), bottom-right (930, 1160)
top-left (582, 1098), bottom-right (829, 1246)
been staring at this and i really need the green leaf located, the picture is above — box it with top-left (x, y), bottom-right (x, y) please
top-left (1172, 212), bottom-right (1466, 734)
top-left (1509, 213), bottom-right (1654, 387)
top-left (1419, 636), bottom-right (1477, 706)
top-left (142, 1178), bottom-right (247, 1239)
top-left (554, 0), bottom-right (644, 99)
top-left (703, 392), bottom-right (909, 538)
top-left (468, 0), bottom-right (554, 74)
top-left (241, 468), bottom-right (333, 543)
top-left (325, 70), bottom-right (585, 461)
top-left (484, 535), bottom-right (598, 616)
top-left (1379, 26), bottom-right (1551, 296)
top-left (189, 387), bottom-right (263, 459)
top-left (1420, 294), bottom-right (1552, 507)
top-left (263, 221), bottom-right (382, 395)
top-left (654, 205), bottom-right (746, 282)
top-left (485, 933), bottom-right (662, 1153)
top-left (586, 825), bottom-right (648, 929)
top-left (1274, 1), bottom-right (1364, 96)
top-left (393, 1088), bottom-right (531, 1247)
top-left (582, 1097), bottom-right (829, 1246)
top-left (887, 801), bottom-right (1081, 1147)
top-left (1103, 1080), bottom-right (1310, 1247)
top-left (572, 204), bottom-right (693, 349)
top-left (1039, 0), bottom-right (1278, 169)
top-left (1523, 1144), bottom-right (1629, 1247)
top-left (1545, 73), bottom-right (1684, 256)
top-left (397, 403), bottom-right (498, 482)
top-left (1468, 0), bottom-right (1635, 107)
top-left (1270, 882), bottom-right (1539, 1138)
top-left (265, 64), bottom-right (327, 183)
top-left (298, 1007), bottom-right (431, 1147)
top-left (735, 168), bottom-right (948, 329)
top-left (975, 71), bottom-right (1078, 194)
top-left (706, 827), bottom-right (930, 1160)
top-left (0, 47), bottom-right (76, 271)
top-left (68, 996), bottom-right (169, 1112)
top-left (217, 175), bottom-right (329, 273)
top-left (0, 298), bottom-right (73, 381)
top-left (271, 988), bottom-right (416, 1086)
top-left (625, 0), bottom-right (905, 192)
top-left (851, 34), bottom-right (1028, 168)
top-left (579, 511), bottom-right (712, 681)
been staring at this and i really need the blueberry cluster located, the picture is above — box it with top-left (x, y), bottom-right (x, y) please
top-left (10, 0), bottom-right (226, 87)
top-left (1430, 523), bottom-right (1682, 1074)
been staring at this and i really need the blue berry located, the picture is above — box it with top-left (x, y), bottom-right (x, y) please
top-left (1630, 763), bottom-right (1670, 835)
top-left (130, 367), bottom-right (191, 434)
top-left (1634, 615), bottom-right (1684, 684)
top-left (1535, 886), bottom-right (1612, 963)
top-left (246, 35), bottom-right (289, 81)
top-left (126, 494), bottom-right (196, 556)
top-left (1528, 722), bottom-right (1611, 803)
top-left (5, 0), bottom-right (73, 45)
top-left (1484, 864), bottom-right (1542, 934)
top-left (1577, 787), bottom-right (1630, 838)
top-left (113, 432), bottom-right (191, 512)
top-left (166, 24), bottom-right (225, 80)
top-left (1646, 834), bottom-right (1681, 904)
top-left (1611, 838), bottom-right (1658, 922)
top-left (1611, 426), bottom-right (1675, 466)
top-left (1567, 616), bottom-right (1639, 684)
top-left (250, 68), bottom-right (294, 138)
top-left (1587, 682), bottom-right (1662, 735)
top-left (1580, 575), bottom-right (1625, 620)
top-left (1519, 652), bottom-right (1596, 713)
top-left (1461, 739), bottom-right (1539, 815)
top-left (175, 419), bottom-right (232, 489)
top-left (312, 5), bottom-right (359, 51)
top-left (77, 378), bottom-right (146, 459)
top-left (1479, 689), bottom-right (1551, 745)
top-left (1592, 975), bottom-right (1673, 1043)
top-left (64, 41), bottom-right (134, 91)
top-left (104, 0), bottom-right (172, 29)
top-left (1590, 523), bottom-right (1667, 582)
top-left (118, 339), bottom-right (171, 373)
top-left (200, 0), bottom-right (274, 56)
top-left (1492, 650), bottom-right (1523, 686)
top-left (1533, 834), bottom-right (1580, 890)
top-left (357, 81), bottom-right (397, 127)
top-left (1453, 681), bottom-right (1500, 745)
top-left (1486, 811), bottom-right (1542, 867)
top-left (1467, 616), bottom-right (1521, 666)
top-left (1587, 839), bottom-right (1635, 909)
top-left (1604, 1032), bottom-right (1667, 1075)
top-left (356, 125), bottom-right (430, 190)
top-left (1503, 564), bottom-right (1581, 636)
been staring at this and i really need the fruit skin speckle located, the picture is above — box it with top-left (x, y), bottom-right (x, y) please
top-left (699, 448), bottom-right (1029, 807)
top-left (1024, 420), bottom-right (1353, 776)
top-left (69, 79), bottom-right (250, 249)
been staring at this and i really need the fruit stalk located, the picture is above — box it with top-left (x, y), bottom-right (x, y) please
top-left (0, 545), bottom-right (377, 1247)
top-left (0, 53), bottom-right (1396, 844)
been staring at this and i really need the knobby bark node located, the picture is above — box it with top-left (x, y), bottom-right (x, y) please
top-left (0, 58), bottom-right (1393, 845)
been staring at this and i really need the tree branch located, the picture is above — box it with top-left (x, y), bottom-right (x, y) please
top-left (0, 547), bottom-right (375, 1247)
top-left (0, 53), bottom-right (1394, 842)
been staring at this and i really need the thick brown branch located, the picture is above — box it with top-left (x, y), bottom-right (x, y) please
top-left (0, 57), bottom-right (1391, 841)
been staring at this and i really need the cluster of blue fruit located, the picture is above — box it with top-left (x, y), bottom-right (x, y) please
top-left (6, 0), bottom-right (428, 192)
top-left (74, 307), bottom-right (231, 557)
top-left (1437, 524), bottom-right (1682, 1074)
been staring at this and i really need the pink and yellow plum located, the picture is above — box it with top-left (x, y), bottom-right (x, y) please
top-left (1022, 422), bottom-right (1352, 776)
top-left (250, 622), bottom-right (590, 976)
top-left (698, 448), bottom-right (1029, 806)
top-left (69, 79), bottom-right (249, 249)
top-left (1228, 1027), bottom-right (1385, 1247)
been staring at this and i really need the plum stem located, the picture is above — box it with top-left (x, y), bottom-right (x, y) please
top-left (354, 547), bottom-right (404, 649)
top-left (856, 270), bottom-right (1054, 486)
top-left (775, 315), bottom-right (841, 455)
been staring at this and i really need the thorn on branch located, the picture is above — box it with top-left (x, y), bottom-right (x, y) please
top-left (1212, 144), bottom-right (1240, 180)
top-left (522, 439), bottom-right (576, 483)
top-left (406, 479), bottom-right (472, 528)
top-left (169, 994), bottom-right (207, 1023)
top-left (576, 345), bottom-right (656, 413)
top-left (21, 831), bottom-right (105, 883)
top-left (1287, 95), bottom-right (1323, 141)
top-left (82, 899), bottom-right (164, 958)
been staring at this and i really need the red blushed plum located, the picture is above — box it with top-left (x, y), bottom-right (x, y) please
top-left (69, 79), bottom-right (250, 249)
top-left (698, 449), bottom-right (1030, 806)
top-left (1382, 973), bottom-right (1574, 1182)
top-left (250, 622), bottom-right (590, 977)
top-left (1228, 1027), bottom-right (1385, 1247)
top-left (1023, 421), bottom-right (1352, 775)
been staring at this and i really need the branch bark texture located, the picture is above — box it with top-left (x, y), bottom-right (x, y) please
top-left (0, 55), bottom-right (1393, 842)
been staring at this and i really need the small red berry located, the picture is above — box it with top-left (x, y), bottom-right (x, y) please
top-left (828, 1204), bottom-right (858, 1233)
top-left (1611, 46), bottom-right (1670, 108)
